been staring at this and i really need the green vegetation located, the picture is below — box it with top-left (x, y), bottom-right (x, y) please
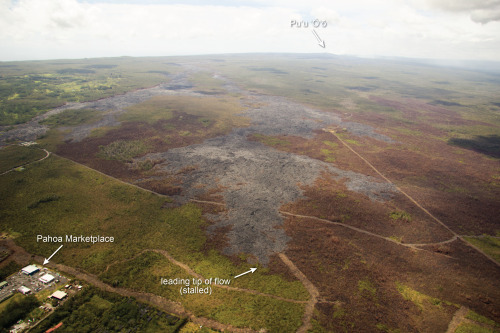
top-left (98, 252), bottom-right (306, 331)
top-left (388, 235), bottom-right (403, 243)
top-left (209, 55), bottom-right (500, 144)
top-left (100, 251), bottom-right (188, 296)
top-left (0, 145), bottom-right (46, 173)
top-left (120, 97), bottom-right (174, 124)
top-left (28, 194), bottom-right (60, 209)
top-left (117, 95), bottom-right (248, 141)
top-left (98, 139), bottom-right (150, 161)
top-left (358, 278), bottom-right (377, 299)
top-left (375, 323), bottom-right (401, 332)
top-left (463, 236), bottom-right (500, 263)
top-left (345, 138), bottom-right (360, 145)
top-left (466, 310), bottom-right (498, 327)
top-left (456, 310), bottom-right (500, 333)
top-left (101, 250), bottom-right (308, 321)
top-left (389, 210), bottom-right (412, 222)
top-left (252, 133), bottom-right (290, 147)
top-left (333, 304), bottom-right (345, 319)
top-left (0, 57), bottom-right (174, 125)
top-left (323, 141), bottom-right (338, 149)
top-left (4, 54), bottom-right (499, 332)
top-left (199, 118), bottom-right (212, 127)
top-left (30, 286), bottom-right (186, 333)
top-left (0, 261), bottom-right (21, 280)
top-left (455, 323), bottom-right (496, 333)
top-left (41, 108), bottom-right (101, 127)
top-left (183, 289), bottom-right (304, 332)
top-left (395, 282), bottom-right (445, 311)
top-left (320, 148), bottom-right (336, 162)
top-left (0, 293), bottom-right (21, 313)
top-left (0, 155), bottom-right (308, 330)
top-left (0, 294), bottom-right (40, 333)
top-left (180, 322), bottom-right (219, 332)
top-left (190, 71), bottom-right (226, 95)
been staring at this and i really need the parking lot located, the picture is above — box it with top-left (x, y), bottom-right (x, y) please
top-left (0, 265), bottom-right (68, 302)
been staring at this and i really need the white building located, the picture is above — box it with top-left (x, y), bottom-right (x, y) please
top-left (21, 265), bottom-right (40, 275)
top-left (50, 290), bottom-right (67, 300)
top-left (39, 273), bottom-right (55, 284)
top-left (18, 286), bottom-right (31, 294)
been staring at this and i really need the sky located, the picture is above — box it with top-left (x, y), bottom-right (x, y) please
top-left (0, 0), bottom-right (499, 62)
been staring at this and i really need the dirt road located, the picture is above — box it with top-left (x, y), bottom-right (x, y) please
top-left (0, 147), bottom-right (50, 176)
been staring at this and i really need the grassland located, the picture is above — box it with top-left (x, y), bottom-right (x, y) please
top-left (189, 71), bottom-right (227, 95)
top-left (210, 54), bottom-right (500, 143)
top-left (101, 253), bottom-right (305, 331)
top-left (0, 57), bottom-right (178, 125)
top-left (98, 139), bottom-right (150, 161)
top-left (389, 210), bottom-right (412, 222)
top-left (0, 145), bottom-right (46, 173)
top-left (396, 282), bottom-right (450, 311)
top-left (0, 261), bottom-right (21, 280)
top-left (120, 95), bottom-right (249, 133)
top-left (453, 309), bottom-right (500, 333)
top-left (41, 108), bottom-right (102, 128)
top-left (463, 236), bottom-right (500, 262)
top-left (251, 133), bottom-right (291, 147)
top-left (0, 153), bottom-right (307, 330)
top-left (1, 54), bottom-right (500, 331)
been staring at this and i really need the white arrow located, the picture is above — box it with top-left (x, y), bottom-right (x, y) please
top-left (312, 29), bottom-right (326, 48)
top-left (234, 267), bottom-right (257, 279)
top-left (43, 244), bottom-right (63, 265)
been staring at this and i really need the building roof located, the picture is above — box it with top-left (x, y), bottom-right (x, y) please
top-left (0, 281), bottom-right (7, 287)
top-left (18, 286), bottom-right (31, 294)
top-left (51, 290), bottom-right (67, 300)
top-left (46, 322), bottom-right (63, 333)
top-left (39, 273), bottom-right (55, 283)
top-left (22, 265), bottom-right (40, 275)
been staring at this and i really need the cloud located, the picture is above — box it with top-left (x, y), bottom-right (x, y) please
top-left (424, 0), bottom-right (500, 12)
top-left (422, 0), bottom-right (500, 23)
top-left (0, 0), bottom-right (498, 61)
top-left (470, 7), bottom-right (500, 23)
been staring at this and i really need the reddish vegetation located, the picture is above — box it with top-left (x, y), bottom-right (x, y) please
top-left (253, 102), bottom-right (500, 330)
top-left (54, 93), bottom-right (499, 331)
top-left (281, 172), bottom-right (452, 244)
top-left (345, 112), bottom-right (500, 235)
top-left (369, 96), bottom-right (491, 127)
top-left (56, 111), bottom-right (223, 187)
top-left (253, 98), bottom-right (499, 236)
top-left (281, 214), bottom-right (500, 332)
top-left (202, 223), bottom-right (232, 256)
top-left (248, 130), bottom-right (380, 178)
top-left (137, 179), bottom-right (182, 196)
top-left (194, 185), bottom-right (226, 204)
